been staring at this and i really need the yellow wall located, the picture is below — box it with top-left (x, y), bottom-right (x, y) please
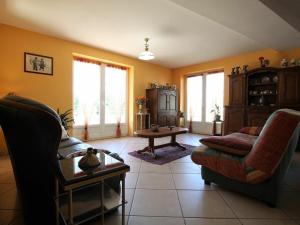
top-left (0, 23), bottom-right (172, 153)
top-left (172, 48), bottom-right (300, 111)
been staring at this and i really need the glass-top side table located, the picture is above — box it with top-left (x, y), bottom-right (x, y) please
top-left (55, 151), bottom-right (130, 225)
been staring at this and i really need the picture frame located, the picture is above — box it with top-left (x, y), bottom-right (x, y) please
top-left (24, 52), bottom-right (53, 75)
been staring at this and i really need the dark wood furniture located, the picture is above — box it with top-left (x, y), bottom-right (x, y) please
top-left (225, 66), bottom-right (300, 134)
top-left (134, 127), bottom-right (188, 158)
top-left (212, 120), bottom-right (224, 136)
top-left (146, 88), bottom-right (178, 127)
top-left (56, 151), bottom-right (130, 225)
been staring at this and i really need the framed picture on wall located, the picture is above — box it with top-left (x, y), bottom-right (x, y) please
top-left (24, 52), bottom-right (53, 75)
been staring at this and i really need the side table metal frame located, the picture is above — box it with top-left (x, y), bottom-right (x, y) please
top-left (56, 170), bottom-right (127, 225)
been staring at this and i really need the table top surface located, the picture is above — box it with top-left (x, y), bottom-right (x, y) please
top-left (57, 151), bottom-right (130, 186)
top-left (134, 127), bottom-right (188, 138)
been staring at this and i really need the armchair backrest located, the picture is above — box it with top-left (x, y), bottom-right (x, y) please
top-left (0, 96), bottom-right (62, 225)
top-left (245, 109), bottom-right (300, 177)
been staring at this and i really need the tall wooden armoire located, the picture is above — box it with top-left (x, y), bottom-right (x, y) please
top-left (146, 88), bottom-right (178, 127)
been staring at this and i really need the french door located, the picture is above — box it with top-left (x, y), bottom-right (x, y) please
top-left (186, 71), bottom-right (224, 134)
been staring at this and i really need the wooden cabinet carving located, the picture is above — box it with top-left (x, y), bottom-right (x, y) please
top-left (146, 89), bottom-right (178, 127)
top-left (224, 66), bottom-right (300, 135)
top-left (229, 74), bottom-right (245, 106)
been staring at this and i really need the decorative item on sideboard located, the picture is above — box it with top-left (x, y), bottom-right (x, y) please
top-left (281, 58), bottom-right (288, 68)
top-left (242, 65), bottom-right (248, 73)
top-left (149, 82), bottom-right (176, 90)
top-left (290, 58), bottom-right (297, 67)
top-left (258, 56), bottom-right (269, 67)
top-left (231, 67), bottom-right (236, 75)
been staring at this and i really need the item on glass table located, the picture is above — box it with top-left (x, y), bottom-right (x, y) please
top-left (151, 124), bottom-right (159, 132)
top-left (78, 148), bottom-right (100, 169)
top-left (290, 58), bottom-right (297, 67)
top-left (281, 58), bottom-right (288, 68)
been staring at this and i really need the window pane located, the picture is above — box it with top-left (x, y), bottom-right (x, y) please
top-left (187, 76), bottom-right (202, 121)
top-left (205, 72), bottom-right (224, 122)
top-left (105, 67), bottom-right (127, 124)
top-left (73, 60), bottom-right (100, 126)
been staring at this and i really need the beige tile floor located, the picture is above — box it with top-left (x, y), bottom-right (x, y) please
top-left (1, 133), bottom-right (300, 225)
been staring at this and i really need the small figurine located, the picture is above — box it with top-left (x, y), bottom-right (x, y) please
top-left (231, 67), bottom-right (236, 75)
top-left (264, 59), bottom-right (270, 67)
top-left (290, 58), bottom-right (296, 67)
top-left (259, 57), bottom-right (265, 67)
top-left (281, 58), bottom-right (288, 68)
top-left (235, 66), bottom-right (240, 74)
top-left (242, 65), bottom-right (248, 73)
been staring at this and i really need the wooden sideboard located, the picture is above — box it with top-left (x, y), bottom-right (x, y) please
top-left (224, 66), bottom-right (300, 135)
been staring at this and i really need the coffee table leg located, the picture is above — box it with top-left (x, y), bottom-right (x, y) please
top-left (171, 134), bottom-right (186, 150)
top-left (149, 138), bottom-right (156, 158)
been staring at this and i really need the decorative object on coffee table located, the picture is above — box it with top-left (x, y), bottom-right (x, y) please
top-left (134, 127), bottom-right (188, 158)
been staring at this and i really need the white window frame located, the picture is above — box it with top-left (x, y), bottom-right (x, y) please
top-left (72, 60), bottom-right (129, 139)
top-left (185, 71), bottom-right (224, 134)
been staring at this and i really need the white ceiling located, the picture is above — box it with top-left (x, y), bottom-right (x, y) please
top-left (0, 0), bottom-right (299, 68)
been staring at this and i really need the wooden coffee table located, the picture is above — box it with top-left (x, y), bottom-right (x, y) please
top-left (134, 127), bottom-right (188, 158)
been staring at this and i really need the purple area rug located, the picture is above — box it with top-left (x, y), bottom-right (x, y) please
top-left (128, 144), bottom-right (196, 165)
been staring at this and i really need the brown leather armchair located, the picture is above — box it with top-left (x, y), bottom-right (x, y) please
top-left (0, 96), bottom-right (61, 225)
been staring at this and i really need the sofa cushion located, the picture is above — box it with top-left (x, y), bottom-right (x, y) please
top-left (200, 133), bottom-right (257, 156)
top-left (239, 127), bottom-right (262, 136)
top-left (192, 146), bottom-right (247, 182)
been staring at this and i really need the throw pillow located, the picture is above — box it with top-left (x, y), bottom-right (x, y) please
top-left (239, 127), bottom-right (262, 136)
top-left (61, 125), bottom-right (69, 140)
top-left (200, 133), bottom-right (255, 156)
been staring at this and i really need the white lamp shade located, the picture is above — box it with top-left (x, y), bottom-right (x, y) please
top-left (138, 51), bottom-right (155, 60)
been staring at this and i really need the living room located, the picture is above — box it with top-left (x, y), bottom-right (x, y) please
top-left (1, 1), bottom-right (300, 225)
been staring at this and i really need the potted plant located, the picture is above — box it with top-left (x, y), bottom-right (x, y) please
top-left (210, 104), bottom-right (221, 121)
top-left (57, 109), bottom-right (74, 131)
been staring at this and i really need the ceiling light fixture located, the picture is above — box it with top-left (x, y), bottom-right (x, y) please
top-left (138, 38), bottom-right (155, 61)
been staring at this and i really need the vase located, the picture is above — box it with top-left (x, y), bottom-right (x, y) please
top-left (138, 104), bottom-right (143, 113)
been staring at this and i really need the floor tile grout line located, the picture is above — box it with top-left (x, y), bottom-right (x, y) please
top-left (216, 189), bottom-right (242, 224)
top-left (126, 160), bottom-right (142, 225)
top-left (171, 172), bottom-right (187, 225)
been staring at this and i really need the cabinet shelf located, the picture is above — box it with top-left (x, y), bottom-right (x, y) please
top-left (249, 82), bottom-right (277, 86)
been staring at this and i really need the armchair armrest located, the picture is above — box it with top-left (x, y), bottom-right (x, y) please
top-left (239, 127), bottom-right (262, 136)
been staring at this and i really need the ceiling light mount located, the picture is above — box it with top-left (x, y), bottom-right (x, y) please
top-left (138, 37), bottom-right (155, 61)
